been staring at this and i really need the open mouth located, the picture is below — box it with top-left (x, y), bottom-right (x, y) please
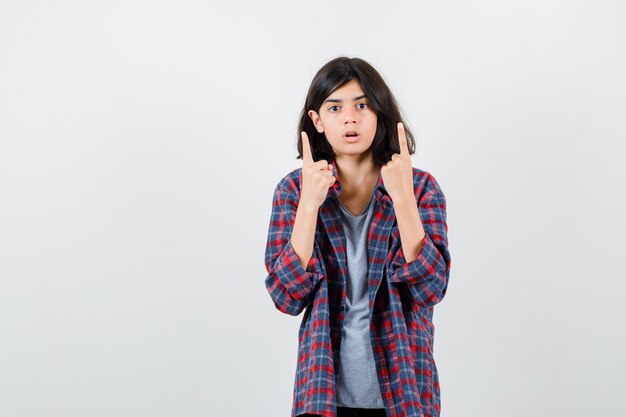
top-left (344, 131), bottom-right (359, 138)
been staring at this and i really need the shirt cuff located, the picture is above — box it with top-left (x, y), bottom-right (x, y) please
top-left (388, 233), bottom-right (440, 284)
top-left (272, 239), bottom-right (321, 300)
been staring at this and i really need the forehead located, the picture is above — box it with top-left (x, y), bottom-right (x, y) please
top-left (323, 79), bottom-right (366, 103)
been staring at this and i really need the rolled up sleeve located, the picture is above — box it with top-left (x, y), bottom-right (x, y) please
top-left (388, 175), bottom-right (451, 308)
top-left (264, 180), bottom-right (324, 316)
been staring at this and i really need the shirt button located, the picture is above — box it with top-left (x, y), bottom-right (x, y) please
top-left (340, 305), bottom-right (345, 311)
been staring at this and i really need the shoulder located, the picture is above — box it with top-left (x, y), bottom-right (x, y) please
top-left (272, 167), bottom-right (303, 200)
top-left (412, 167), bottom-right (446, 202)
top-left (273, 166), bottom-right (445, 202)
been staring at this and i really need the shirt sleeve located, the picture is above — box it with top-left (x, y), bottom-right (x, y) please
top-left (388, 174), bottom-right (452, 308)
top-left (264, 179), bottom-right (325, 316)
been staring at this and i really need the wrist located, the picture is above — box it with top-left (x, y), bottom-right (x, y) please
top-left (298, 196), bottom-right (320, 213)
top-left (391, 192), bottom-right (416, 207)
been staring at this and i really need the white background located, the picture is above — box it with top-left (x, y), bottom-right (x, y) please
top-left (1, 1), bottom-right (624, 416)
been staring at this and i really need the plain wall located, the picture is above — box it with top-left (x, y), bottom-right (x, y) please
top-left (0, 1), bottom-right (624, 416)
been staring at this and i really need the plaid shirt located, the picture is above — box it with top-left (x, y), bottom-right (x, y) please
top-left (264, 158), bottom-right (451, 417)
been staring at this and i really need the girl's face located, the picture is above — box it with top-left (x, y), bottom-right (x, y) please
top-left (308, 79), bottom-right (378, 158)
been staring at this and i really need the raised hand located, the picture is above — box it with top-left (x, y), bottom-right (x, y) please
top-left (300, 131), bottom-right (335, 210)
top-left (380, 122), bottom-right (415, 203)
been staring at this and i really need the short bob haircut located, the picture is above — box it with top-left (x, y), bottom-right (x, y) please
top-left (297, 56), bottom-right (416, 166)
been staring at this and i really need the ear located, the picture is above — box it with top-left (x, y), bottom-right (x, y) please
top-left (307, 110), bottom-right (324, 133)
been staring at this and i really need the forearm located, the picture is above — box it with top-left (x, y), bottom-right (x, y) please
top-left (393, 196), bottom-right (426, 263)
top-left (290, 197), bottom-right (319, 270)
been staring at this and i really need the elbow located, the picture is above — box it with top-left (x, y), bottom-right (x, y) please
top-left (264, 274), bottom-right (307, 316)
top-left (271, 299), bottom-right (305, 316)
top-left (415, 266), bottom-right (450, 308)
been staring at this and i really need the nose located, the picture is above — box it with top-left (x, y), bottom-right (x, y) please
top-left (343, 107), bottom-right (358, 124)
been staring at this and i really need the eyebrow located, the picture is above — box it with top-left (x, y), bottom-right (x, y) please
top-left (322, 94), bottom-right (367, 104)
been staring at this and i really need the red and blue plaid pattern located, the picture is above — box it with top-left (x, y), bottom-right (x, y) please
top-left (264, 158), bottom-right (451, 417)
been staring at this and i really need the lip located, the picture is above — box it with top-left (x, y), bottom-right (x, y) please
top-left (343, 130), bottom-right (360, 142)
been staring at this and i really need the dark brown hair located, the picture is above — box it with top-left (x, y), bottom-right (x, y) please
top-left (296, 56), bottom-right (416, 165)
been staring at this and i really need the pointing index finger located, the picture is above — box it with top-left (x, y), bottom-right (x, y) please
top-left (301, 131), bottom-right (314, 166)
top-left (398, 122), bottom-right (409, 157)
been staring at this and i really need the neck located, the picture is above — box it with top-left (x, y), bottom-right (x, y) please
top-left (334, 153), bottom-right (381, 190)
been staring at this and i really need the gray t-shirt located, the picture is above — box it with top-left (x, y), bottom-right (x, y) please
top-left (335, 188), bottom-right (385, 408)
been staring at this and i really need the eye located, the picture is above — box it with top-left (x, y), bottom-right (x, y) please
top-left (328, 105), bottom-right (339, 112)
top-left (357, 102), bottom-right (368, 109)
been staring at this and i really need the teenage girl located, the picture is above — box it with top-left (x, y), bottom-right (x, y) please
top-left (264, 57), bottom-right (452, 417)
